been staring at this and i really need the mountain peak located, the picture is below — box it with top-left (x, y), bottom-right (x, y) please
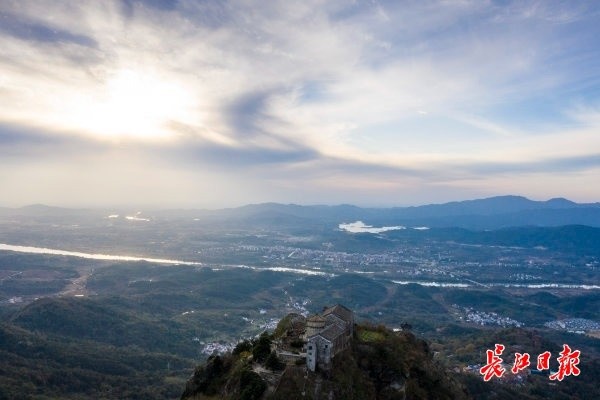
top-left (545, 197), bottom-right (576, 207)
top-left (181, 315), bottom-right (469, 400)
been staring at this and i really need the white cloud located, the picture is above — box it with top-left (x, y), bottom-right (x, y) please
top-left (1, 0), bottom-right (599, 206)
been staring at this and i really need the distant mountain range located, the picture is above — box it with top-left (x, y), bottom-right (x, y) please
top-left (207, 195), bottom-right (600, 229)
top-left (2, 195), bottom-right (600, 229)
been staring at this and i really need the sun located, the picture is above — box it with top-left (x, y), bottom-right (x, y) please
top-left (69, 69), bottom-right (194, 140)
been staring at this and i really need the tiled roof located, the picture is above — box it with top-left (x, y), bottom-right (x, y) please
top-left (307, 314), bottom-right (326, 323)
top-left (318, 323), bottom-right (345, 341)
top-left (322, 304), bottom-right (353, 323)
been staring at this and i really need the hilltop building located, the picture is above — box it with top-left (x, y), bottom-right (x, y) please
top-left (305, 304), bottom-right (354, 372)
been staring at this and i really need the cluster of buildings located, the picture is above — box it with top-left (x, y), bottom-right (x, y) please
top-left (304, 304), bottom-right (354, 372)
top-left (458, 306), bottom-right (524, 328)
top-left (200, 341), bottom-right (234, 355)
top-left (273, 304), bottom-right (355, 372)
top-left (544, 318), bottom-right (600, 334)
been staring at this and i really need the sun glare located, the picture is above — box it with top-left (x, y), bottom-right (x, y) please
top-left (68, 69), bottom-right (194, 140)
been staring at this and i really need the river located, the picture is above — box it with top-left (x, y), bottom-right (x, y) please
top-left (0, 243), bottom-right (202, 265)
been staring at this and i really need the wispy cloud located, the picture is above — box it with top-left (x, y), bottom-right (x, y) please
top-left (0, 0), bottom-right (599, 206)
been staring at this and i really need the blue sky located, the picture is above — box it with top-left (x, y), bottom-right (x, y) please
top-left (1, 0), bottom-right (599, 208)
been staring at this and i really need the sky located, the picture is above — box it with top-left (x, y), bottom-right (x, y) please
top-left (1, 0), bottom-right (599, 208)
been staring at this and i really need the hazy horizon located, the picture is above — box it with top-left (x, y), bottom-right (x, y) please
top-left (2, 1), bottom-right (600, 208)
top-left (1, 193), bottom-right (597, 211)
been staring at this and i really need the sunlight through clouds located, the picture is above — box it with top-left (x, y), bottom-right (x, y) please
top-left (66, 69), bottom-right (196, 140)
top-left (0, 0), bottom-right (599, 207)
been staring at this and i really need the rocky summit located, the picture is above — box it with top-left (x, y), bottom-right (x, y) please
top-left (181, 311), bottom-right (469, 400)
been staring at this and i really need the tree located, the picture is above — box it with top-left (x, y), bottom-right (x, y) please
top-left (239, 369), bottom-right (266, 400)
top-left (233, 340), bottom-right (253, 355)
top-left (252, 332), bottom-right (272, 362)
top-left (265, 351), bottom-right (284, 371)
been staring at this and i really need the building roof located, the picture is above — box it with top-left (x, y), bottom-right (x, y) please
top-left (318, 323), bottom-right (346, 341)
top-left (307, 314), bottom-right (326, 323)
top-left (322, 304), bottom-right (353, 323)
